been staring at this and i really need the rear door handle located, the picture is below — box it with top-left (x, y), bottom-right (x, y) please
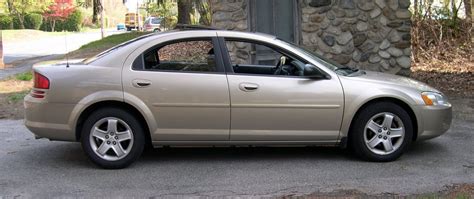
top-left (132, 79), bottom-right (152, 88)
top-left (239, 83), bottom-right (259, 92)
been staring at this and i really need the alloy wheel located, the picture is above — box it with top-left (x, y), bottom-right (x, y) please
top-left (363, 112), bottom-right (405, 155)
top-left (89, 117), bottom-right (134, 161)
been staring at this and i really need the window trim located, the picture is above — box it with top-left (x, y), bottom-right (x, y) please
top-left (131, 37), bottom-right (226, 74)
top-left (217, 37), bottom-right (330, 79)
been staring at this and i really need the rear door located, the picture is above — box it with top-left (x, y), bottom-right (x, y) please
top-left (122, 37), bottom-right (230, 141)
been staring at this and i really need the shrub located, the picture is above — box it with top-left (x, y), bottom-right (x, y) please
top-left (41, 9), bottom-right (83, 32)
top-left (24, 13), bottom-right (43, 30)
top-left (161, 16), bottom-right (177, 30)
top-left (12, 15), bottom-right (22, 29)
top-left (15, 71), bottom-right (33, 81)
top-left (62, 9), bottom-right (83, 31)
top-left (0, 14), bottom-right (13, 29)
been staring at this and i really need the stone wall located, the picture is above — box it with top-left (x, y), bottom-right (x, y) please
top-left (211, 0), bottom-right (412, 75)
top-left (211, 0), bottom-right (249, 32)
top-left (300, 0), bottom-right (412, 75)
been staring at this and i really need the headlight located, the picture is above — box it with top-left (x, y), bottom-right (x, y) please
top-left (421, 92), bottom-right (450, 106)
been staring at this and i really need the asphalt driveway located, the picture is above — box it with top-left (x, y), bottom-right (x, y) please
top-left (0, 98), bottom-right (472, 197)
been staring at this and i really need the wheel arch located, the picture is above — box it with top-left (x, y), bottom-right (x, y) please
top-left (74, 100), bottom-right (153, 147)
top-left (346, 97), bottom-right (419, 144)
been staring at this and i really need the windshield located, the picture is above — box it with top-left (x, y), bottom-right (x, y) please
top-left (278, 39), bottom-right (360, 76)
top-left (83, 33), bottom-right (155, 64)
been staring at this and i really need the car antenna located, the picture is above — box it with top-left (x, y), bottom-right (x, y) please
top-left (64, 30), bottom-right (69, 68)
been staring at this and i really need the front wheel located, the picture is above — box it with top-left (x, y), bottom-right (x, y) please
top-left (350, 102), bottom-right (413, 162)
top-left (81, 108), bottom-right (145, 169)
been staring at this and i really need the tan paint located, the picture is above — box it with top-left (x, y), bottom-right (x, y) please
top-left (24, 30), bottom-right (452, 146)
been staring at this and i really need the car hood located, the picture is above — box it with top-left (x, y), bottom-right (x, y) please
top-left (351, 71), bottom-right (440, 93)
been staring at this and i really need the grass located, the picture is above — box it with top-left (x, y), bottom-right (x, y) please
top-left (15, 71), bottom-right (33, 81)
top-left (68, 31), bottom-right (149, 59)
top-left (6, 90), bottom-right (29, 103)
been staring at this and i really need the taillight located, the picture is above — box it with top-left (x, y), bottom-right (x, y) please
top-left (146, 24), bottom-right (151, 28)
top-left (34, 72), bottom-right (49, 89)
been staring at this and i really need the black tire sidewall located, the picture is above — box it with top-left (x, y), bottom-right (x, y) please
top-left (350, 102), bottom-right (413, 162)
top-left (81, 107), bottom-right (145, 169)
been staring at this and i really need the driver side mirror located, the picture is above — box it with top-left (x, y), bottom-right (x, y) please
top-left (304, 64), bottom-right (329, 79)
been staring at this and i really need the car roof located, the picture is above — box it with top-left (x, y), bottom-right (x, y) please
top-left (142, 29), bottom-right (277, 42)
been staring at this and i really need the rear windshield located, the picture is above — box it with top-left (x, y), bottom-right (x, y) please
top-left (83, 33), bottom-right (155, 64)
top-left (151, 18), bottom-right (161, 24)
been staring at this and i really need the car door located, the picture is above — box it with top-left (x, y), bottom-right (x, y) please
top-left (221, 38), bottom-right (344, 141)
top-left (122, 37), bottom-right (230, 141)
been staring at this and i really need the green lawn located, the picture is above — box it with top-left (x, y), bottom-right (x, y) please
top-left (69, 31), bottom-right (149, 59)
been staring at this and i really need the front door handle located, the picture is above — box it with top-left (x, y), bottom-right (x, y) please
top-left (239, 83), bottom-right (259, 92)
top-left (132, 79), bottom-right (152, 88)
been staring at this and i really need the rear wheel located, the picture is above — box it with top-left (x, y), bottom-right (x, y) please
top-left (81, 108), bottom-right (145, 169)
top-left (350, 102), bottom-right (413, 162)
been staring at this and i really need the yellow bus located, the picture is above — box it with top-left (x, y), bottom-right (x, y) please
top-left (125, 13), bottom-right (143, 31)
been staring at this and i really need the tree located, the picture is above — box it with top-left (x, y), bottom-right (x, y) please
top-left (44, 0), bottom-right (74, 31)
top-left (196, 0), bottom-right (211, 26)
top-left (464, 0), bottom-right (472, 24)
top-left (92, 0), bottom-right (102, 23)
top-left (155, 0), bottom-right (211, 25)
top-left (146, 0), bottom-right (177, 29)
top-left (177, 0), bottom-right (191, 24)
top-left (4, 0), bottom-right (51, 29)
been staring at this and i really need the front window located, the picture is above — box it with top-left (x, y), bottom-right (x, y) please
top-left (278, 39), bottom-right (360, 76)
top-left (225, 40), bottom-right (307, 77)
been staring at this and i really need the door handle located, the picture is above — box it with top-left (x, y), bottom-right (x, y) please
top-left (239, 83), bottom-right (259, 92)
top-left (132, 79), bottom-right (152, 88)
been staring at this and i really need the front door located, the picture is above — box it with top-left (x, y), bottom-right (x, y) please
top-left (122, 38), bottom-right (230, 141)
top-left (222, 39), bottom-right (344, 141)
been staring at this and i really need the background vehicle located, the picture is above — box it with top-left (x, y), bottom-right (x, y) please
top-left (24, 30), bottom-right (452, 169)
top-left (124, 13), bottom-right (143, 31)
top-left (116, 23), bottom-right (126, 31)
top-left (143, 17), bottom-right (162, 32)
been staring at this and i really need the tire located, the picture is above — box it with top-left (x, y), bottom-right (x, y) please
top-left (350, 102), bottom-right (413, 162)
top-left (81, 107), bottom-right (145, 169)
top-left (126, 27), bottom-right (131, 31)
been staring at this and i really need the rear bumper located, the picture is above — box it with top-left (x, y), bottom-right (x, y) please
top-left (24, 95), bottom-right (76, 141)
top-left (416, 104), bottom-right (452, 140)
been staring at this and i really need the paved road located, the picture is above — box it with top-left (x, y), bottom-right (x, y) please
top-left (3, 29), bottom-right (123, 64)
top-left (0, 55), bottom-right (60, 80)
top-left (0, 99), bottom-right (472, 198)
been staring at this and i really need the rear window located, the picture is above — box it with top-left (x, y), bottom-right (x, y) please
top-left (133, 39), bottom-right (218, 72)
top-left (151, 18), bottom-right (161, 24)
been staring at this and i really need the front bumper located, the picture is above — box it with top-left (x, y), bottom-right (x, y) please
top-left (416, 104), bottom-right (452, 140)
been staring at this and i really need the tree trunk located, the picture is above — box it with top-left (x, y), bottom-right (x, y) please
top-left (464, 0), bottom-right (472, 21)
top-left (177, 0), bottom-right (191, 24)
top-left (51, 20), bottom-right (56, 32)
top-left (197, 0), bottom-right (211, 26)
top-left (0, 31), bottom-right (4, 69)
top-left (464, 0), bottom-right (473, 43)
top-left (93, 0), bottom-right (102, 24)
top-left (414, 0), bottom-right (418, 19)
top-left (16, 13), bottom-right (25, 29)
